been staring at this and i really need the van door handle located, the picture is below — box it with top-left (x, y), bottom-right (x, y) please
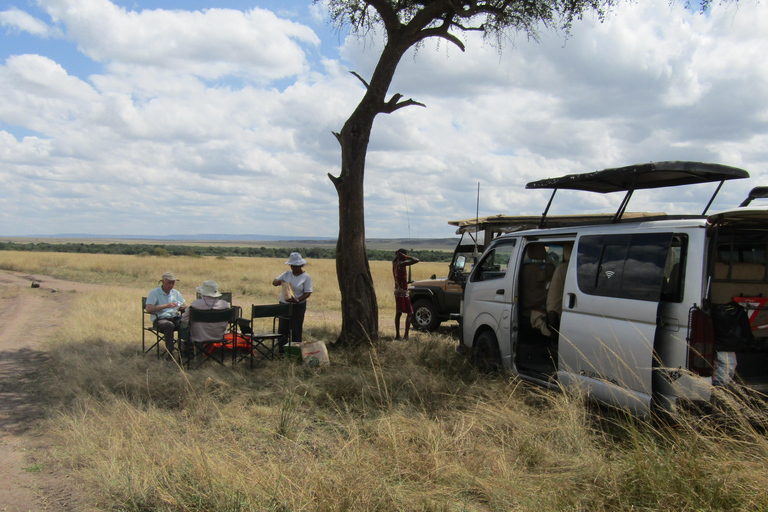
top-left (496, 289), bottom-right (505, 295)
top-left (566, 293), bottom-right (576, 309)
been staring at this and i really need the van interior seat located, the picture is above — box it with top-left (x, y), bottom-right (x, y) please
top-left (519, 245), bottom-right (556, 317)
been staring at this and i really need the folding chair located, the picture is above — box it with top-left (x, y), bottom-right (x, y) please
top-left (236, 304), bottom-right (292, 369)
top-left (142, 296), bottom-right (164, 358)
top-left (185, 306), bottom-right (235, 369)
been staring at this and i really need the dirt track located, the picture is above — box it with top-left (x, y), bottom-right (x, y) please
top-left (0, 271), bottom-right (99, 511)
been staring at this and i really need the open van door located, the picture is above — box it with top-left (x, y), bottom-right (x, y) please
top-left (557, 232), bottom-right (675, 416)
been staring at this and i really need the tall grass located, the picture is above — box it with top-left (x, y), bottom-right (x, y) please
top-left (6, 252), bottom-right (768, 510)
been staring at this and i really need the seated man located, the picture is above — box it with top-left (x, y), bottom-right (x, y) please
top-left (145, 272), bottom-right (186, 356)
top-left (181, 280), bottom-right (230, 344)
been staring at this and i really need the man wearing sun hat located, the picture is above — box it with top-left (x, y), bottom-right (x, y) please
top-left (272, 252), bottom-right (313, 348)
top-left (181, 280), bottom-right (230, 344)
top-left (145, 271), bottom-right (186, 355)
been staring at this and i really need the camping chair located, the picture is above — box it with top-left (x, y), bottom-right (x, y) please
top-left (236, 303), bottom-right (292, 369)
top-left (185, 306), bottom-right (235, 369)
top-left (142, 296), bottom-right (165, 358)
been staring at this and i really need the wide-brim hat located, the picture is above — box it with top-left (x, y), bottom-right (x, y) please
top-left (161, 272), bottom-right (178, 281)
top-left (285, 252), bottom-right (307, 266)
top-left (196, 280), bottom-right (221, 297)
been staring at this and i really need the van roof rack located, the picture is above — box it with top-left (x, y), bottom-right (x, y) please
top-left (526, 161), bottom-right (749, 227)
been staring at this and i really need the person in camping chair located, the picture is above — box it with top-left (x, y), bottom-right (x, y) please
top-left (181, 280), bottom-right (230, 345)
top-left (145, 272), bottom-right (186, 356)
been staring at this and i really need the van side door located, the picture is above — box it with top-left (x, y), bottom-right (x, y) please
top-left (558, 232), bottom-right (673, 415)
top-left (463, 239), bottom-right (519, 365)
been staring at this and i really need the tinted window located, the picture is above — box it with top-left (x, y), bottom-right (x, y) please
top-left (471, 240), bottom-right (517, 282)
top-left (577, 233), bottom-right (673, 301)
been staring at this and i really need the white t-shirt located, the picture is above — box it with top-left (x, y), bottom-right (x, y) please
top-left (276, 270), bottom-right (313, 303)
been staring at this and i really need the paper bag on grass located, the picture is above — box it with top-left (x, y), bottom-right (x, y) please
top-left (301, 340), bottom-right (329, 367)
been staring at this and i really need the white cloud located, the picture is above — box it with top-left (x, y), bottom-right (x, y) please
top-left (40, 0), bottom-right (320, 82)
top-left (0, 7), bottom-right (62, 37)
top-left (0, 0), bottom-right (766, 238)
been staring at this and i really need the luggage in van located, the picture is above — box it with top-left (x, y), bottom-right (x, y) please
top-left (711, 301), bottom-right (756, 352)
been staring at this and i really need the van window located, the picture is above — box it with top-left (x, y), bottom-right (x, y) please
top-left (470, 240), bottom-right (517, 282)
top-left (577, 233), bottom-right (673, 301)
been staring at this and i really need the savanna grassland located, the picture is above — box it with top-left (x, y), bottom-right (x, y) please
top-left (1, 250), bottom-right (768, 511)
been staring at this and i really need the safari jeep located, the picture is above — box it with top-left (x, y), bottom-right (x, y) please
top-left (461, 161), bottom-right (768, 418)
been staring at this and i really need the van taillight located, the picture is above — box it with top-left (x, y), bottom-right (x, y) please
top-left (687, 307), bottom-right (714, 377)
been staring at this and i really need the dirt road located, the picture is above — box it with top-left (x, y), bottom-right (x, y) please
top-left (0, 271), bottom-right (99, 512)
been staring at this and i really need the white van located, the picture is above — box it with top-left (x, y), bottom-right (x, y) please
top-left (461, 161), bottom-right (768, 417)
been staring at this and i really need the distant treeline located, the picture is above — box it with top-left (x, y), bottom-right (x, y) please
top-left (0, 241), bottom-right (454, 263)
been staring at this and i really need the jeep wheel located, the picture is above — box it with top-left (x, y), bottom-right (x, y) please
top-left (473, 331), bottom-right (502, 373)
top-left (412, 299), bottom-right (440, 332)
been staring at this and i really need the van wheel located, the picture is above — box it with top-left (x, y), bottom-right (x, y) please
top-left (474, 331), bottom-right (502, 373)
top-left (412, 299), bottom-right (439, 332)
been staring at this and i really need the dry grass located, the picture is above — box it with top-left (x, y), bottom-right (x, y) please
top-left (5, 251), bottom-right (768, 511)
top-left (0, 250), bottom-right (446, 321)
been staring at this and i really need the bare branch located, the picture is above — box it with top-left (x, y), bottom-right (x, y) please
top-left (350, 71), bottom-right (370, 89)
top-left (332, 131), bottom-right (342, 145)
top-left (328, 172), bottom-right (342, 187)
top-left (382, 92), bottom-right (426, 113)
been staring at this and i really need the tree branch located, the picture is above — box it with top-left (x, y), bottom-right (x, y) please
top-left (349, 71), bottom-right (370, 89)
top-left (382, 92), bottom-right (426, 114)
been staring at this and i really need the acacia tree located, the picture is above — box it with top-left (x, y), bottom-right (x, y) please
top-left (322, 0), bottom-right (718, 346)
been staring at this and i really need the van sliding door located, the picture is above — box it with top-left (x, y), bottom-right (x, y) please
top-left (558, 232), bottom-right (674, 415)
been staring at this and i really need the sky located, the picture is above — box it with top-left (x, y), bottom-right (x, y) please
top-left (0, 0), bottom-right (766, 239)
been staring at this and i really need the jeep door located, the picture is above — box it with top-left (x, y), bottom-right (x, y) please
top-left (557, 232), bottom-right (673, 416)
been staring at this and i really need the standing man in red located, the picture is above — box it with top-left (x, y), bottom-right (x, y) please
top-left (392, 248), bottom-right (419, 340)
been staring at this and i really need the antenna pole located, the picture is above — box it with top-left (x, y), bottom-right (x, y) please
top-left (474, 182), bottom-right (480, 262)
top-left (401, 179), bottom-right (412, 282)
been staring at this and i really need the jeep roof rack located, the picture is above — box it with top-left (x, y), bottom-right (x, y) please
top-left (448, 213), bottom-right (665, 234)
top-left (526, 161), bottom-right (749, 227)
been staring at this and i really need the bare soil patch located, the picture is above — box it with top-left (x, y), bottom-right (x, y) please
top-left (0, 271), bottom-right (99, 511)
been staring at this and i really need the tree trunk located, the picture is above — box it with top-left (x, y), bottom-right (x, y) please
top-left (333, 106), bottom-right (378, 345)
top-left (331, 41), bottom-right (408, 346)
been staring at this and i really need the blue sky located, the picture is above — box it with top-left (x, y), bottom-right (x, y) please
top-left (0, 0), bottom-right (766, 239)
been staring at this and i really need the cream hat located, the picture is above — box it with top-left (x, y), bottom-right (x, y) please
top-left (161, 272), bottom-right (178, 281)
top-left (285, 252), bottom-right (307, 266)
top-left (196, 280), bottom-right (222, 297)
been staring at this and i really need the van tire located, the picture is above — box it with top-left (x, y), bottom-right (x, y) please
top-left (474, 331), bottom-right (502, 373)
top-left (412, 299), bottom-right (439, 332)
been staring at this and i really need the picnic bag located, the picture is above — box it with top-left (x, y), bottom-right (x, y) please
top-left (301, 340), bottom-right (329, 367)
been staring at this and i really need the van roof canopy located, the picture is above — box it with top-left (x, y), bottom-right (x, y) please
top-left (526, 161), bottom-right (749, 224)
top-left (526, 161), bottom-right (748, 193)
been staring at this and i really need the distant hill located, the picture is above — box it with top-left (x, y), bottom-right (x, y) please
top-left (5, 235), bottom-right (458, 252)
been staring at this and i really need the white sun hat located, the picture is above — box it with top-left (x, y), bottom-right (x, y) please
top-left (285, 252), bottom-right (307, 266)
top-left (196, 280), bottom-right (222, 297)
